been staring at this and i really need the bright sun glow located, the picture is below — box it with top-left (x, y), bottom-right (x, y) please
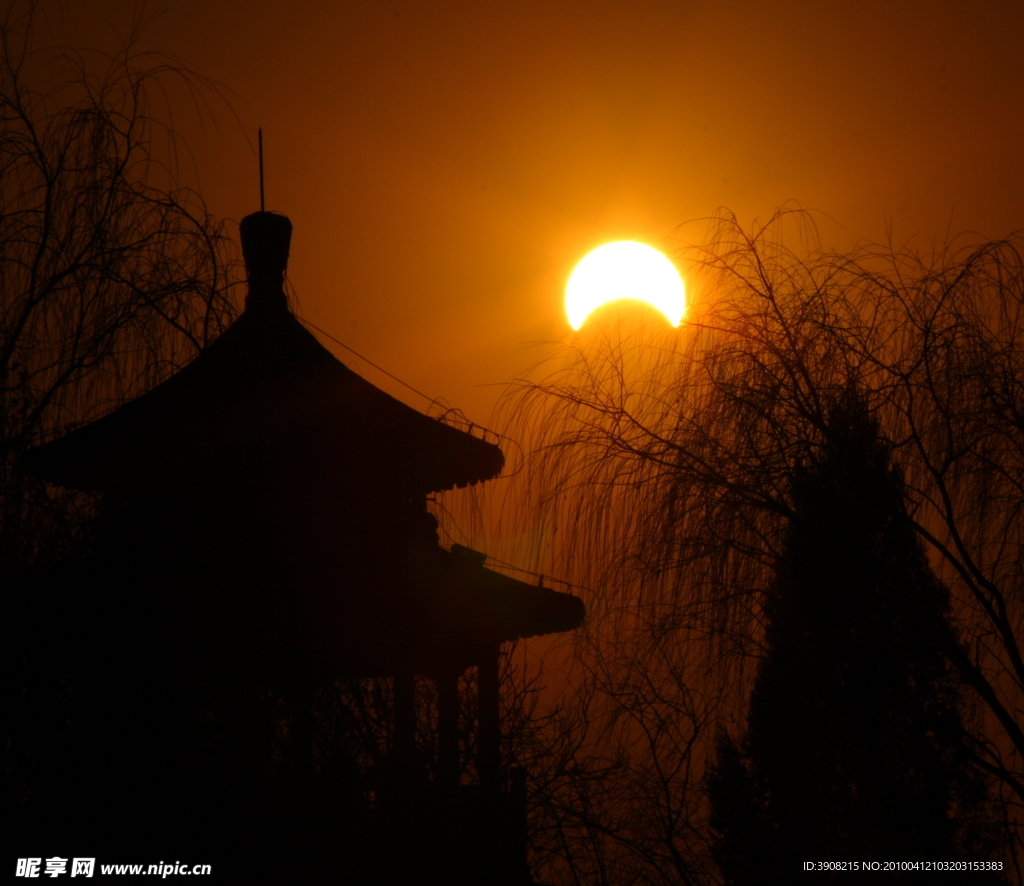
top-left (566, 241), bottom-right (685, 331)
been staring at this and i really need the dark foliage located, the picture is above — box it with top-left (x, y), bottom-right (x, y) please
top-left (708, 397), bottom-right (1003, 881)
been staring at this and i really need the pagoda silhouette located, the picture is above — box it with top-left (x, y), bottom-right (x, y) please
top-left (24, 210), bottom-right (584, 883)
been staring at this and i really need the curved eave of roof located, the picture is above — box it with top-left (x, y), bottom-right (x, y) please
top-left (23, 306), bottom-right (504, 494)
top-left (432, 549), bottom-right (586, 643)
top-left (482, 569), bottom-right (586, 642)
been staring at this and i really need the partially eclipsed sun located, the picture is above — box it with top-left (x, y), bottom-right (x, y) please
top-left (566, 241), bottom-right (685, 330)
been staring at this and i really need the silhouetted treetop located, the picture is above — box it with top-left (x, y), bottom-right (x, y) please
top-left (709, 395), bottom-right (1001, 880)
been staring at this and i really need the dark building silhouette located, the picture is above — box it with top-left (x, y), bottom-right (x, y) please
top-left (21, 210), bottom-right (583, 883)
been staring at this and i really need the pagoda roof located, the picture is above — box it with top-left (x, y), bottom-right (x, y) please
top-left (24, 213), bottom-right (504, 494)
top-left (431, 544), bottom-right (585, 643)
top-left (317, 544), bottom-right (587, 677)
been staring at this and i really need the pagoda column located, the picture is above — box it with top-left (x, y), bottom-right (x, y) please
top-left (393, 673), bottom-right (416, 775)
top-left (436, 670), bottom-right (460, 789)
top-left (477, 642), bottom-right (501, 796)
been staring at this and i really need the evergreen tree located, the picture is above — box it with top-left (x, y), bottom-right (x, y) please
top-left (707, 396), bottom-right (1002, 882)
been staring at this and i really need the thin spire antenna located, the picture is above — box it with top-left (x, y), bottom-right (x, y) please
top-left (258, 127), bottom-right (265, 213)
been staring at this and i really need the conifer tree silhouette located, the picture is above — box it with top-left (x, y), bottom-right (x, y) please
top-left (707, 393), bottom-right (1002, 883)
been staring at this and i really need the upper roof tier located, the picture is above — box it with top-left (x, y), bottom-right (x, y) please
top-left (25, 212), bottom-right (505, 494)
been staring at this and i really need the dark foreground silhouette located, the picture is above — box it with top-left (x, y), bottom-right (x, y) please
top-left (9, 211), bottom-right (582, 883)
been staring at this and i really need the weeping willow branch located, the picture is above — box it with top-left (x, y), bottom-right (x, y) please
top-left (0, 1), bottom-right (242, 574)
top-left (495, 207), bottom-right (1024, 883)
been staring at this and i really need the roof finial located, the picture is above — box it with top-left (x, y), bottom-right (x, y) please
top-left (241, 127), bottom-right (291, 313)
top-left (258, 127), bottom-right (265, 213)
top-left (240, 211), bottom-right (292, 314)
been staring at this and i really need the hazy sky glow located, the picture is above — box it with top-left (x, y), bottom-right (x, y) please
top-left (31, 0), bottom-right (1024, 426)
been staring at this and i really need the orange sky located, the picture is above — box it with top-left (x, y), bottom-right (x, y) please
top-left (36, 0), bottom-right (1024, 429)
